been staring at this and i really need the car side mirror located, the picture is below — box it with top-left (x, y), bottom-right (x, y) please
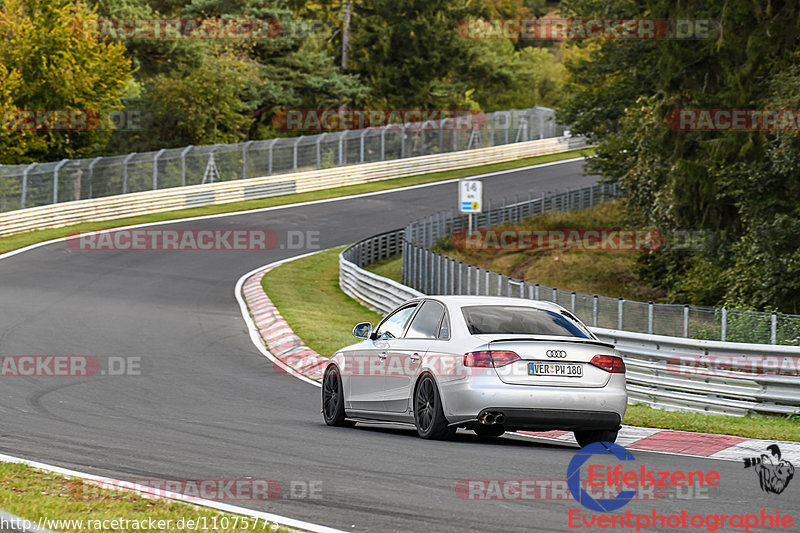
top-left (353, 322), bottom-right (373, 339)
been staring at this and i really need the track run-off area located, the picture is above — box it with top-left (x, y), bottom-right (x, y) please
top-left (0, 159), bottom-right (797, 532)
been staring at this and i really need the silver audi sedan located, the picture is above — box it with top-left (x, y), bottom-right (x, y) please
top-left (322, 296), bottom-right (627, 446)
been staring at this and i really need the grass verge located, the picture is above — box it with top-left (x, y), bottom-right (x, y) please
top-left (434, 200), bottom-right (664, 301)
top-left (262, 247), bottom-right (382, 357)
top-left (0, 148), bottom-right (592, 255)
top-left (265, 247), bottom-right (800, 441)
top-left (0, 462), bottom-right (296, 533)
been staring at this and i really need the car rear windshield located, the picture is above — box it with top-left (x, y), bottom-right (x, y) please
top-left (461, 305), bottom-right (592, 338)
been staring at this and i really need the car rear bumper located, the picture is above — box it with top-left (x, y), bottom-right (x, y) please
top-left (477, 407), bottom-right (621, 430)
top-left (439, 373), bottom-right (627, 429)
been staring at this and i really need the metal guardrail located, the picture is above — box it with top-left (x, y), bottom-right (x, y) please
top-left (338, 190), bottom-right (800, 416)
top-left (0, 108), bottom-right (564, 213)
top-left (0, 135), bottom-right (586, 237)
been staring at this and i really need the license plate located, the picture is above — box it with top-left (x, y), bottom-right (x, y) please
top-left (529, 361), bottom-right (583, 377)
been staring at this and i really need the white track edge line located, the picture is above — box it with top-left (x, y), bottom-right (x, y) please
top-left (0, 453), bottom-right (344, 533)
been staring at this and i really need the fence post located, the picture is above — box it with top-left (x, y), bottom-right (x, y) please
top-left (180, 145), bottom-right (193, 186)
top-left (380, 128), bottom-right (386, 160)
top-left (87, 157), bottom-right (101, 199)
top-left (21, 163), bottom-right (36, 208)
top-left (683, 305), bottom-right (689, 338)
top-left (771, 312), bottom-right (777, 345)
top-left (153, 148), bottom-right (165, 190)
top-left (593, 295), bottom-right (598, 327)
top-left (360, 129), bottom-right (368, 163)
top-left (721, 307), bottom-right (727, 342)
top-left (241, 141), bottom-right (253, 178)
top-left (618, 298), bottom-right (624, 330)
top-left (648, 302), bottom-right (654, 334)
top-left (338, 132), bottom-right (344, 166)
top-left (292, 136), bottom-right (302, 173)
top-left (53, 159), bottom-right (68, 203)
top-left (121, 153), bottom-right (135, 194)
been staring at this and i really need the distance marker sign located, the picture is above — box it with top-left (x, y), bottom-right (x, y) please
top-left (459, 180), bottom-right (482, 213)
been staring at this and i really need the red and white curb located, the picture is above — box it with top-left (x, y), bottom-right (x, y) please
top-left (237, 253), bottom-right (331, 387)
top-left (516, 426), bottom-right (800, 463)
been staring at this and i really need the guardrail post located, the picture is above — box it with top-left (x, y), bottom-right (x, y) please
top-left (683, 305), bottom-right (689, 337)
top-left (380, 128), bottom-right (386, 160)
top-left (497, 274), bottom-right (502, 296)
top-left (771, 312), bottom-right (777, 345)
top-left (21, 162), bottom-right (36, 208)
top-left (338, 132), bottom-right (344, 166)
top-left (534, 283), bottom-right (540, 300)
top-left (485, 270), bottom-right (490, 295)
top-left (571, 292), bottom-right (576, 314)
top-left (153, 148), bottom-right (165, 190)
top-left (400, 126), bottom-right (406, 159)
top-left (528, 284), bottom-right (534, 300)
top-left (552, 287), bottom-right (557, 303)
top-left (618, 298), bottom-right (624, 330)
top-left (593, 295), bottom-right (598, 327)
top-left (180, 145), bottom-right (193, 186)
top-left (53, 159), bottom-right (68, 203)
top-left (721, 307), bottom-right (727, 341)
top-left (648, 301), bottom-right (654, 334)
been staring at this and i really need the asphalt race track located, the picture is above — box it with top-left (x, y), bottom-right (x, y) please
top-left (1, 160), bottom-right (797, 532)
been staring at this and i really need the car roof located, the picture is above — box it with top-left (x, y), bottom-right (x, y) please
top-left (410, 295), bottom-right (568, 313)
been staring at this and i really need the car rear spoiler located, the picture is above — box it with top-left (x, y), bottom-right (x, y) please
top-left (488, 337), bottom-right (615, 350)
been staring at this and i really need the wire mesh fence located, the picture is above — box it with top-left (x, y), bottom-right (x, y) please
top-left (372, 184), bottom-right (800, 346)
top-left (0, 107), bottom-right (565, 213)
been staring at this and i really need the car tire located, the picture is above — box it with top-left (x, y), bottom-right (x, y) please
top-left (573, 429), bottom-right (619, 448)
top-left (414, 375), bottom-right (456, 440)
top-left (322, 366), bottom-right (353, 427)
top-left (474, 426), bottom-right (505, 438)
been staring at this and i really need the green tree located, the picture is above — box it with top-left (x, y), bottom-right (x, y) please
top-left (0, 0), bottom-right (133, 163)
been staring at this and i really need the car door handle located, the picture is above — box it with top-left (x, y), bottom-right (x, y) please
top-left (410, 353), bottom-right (420, 362)
top-left (378, 352), bottom-right (387, 360)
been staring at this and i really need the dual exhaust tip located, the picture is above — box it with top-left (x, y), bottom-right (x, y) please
top-left (480, 411), bottom-right (505, 425)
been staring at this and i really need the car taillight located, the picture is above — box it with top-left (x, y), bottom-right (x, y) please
top-left (464, 350), bottom-right (520, 368)
top-left (590, 354), bottom-right (625, 373)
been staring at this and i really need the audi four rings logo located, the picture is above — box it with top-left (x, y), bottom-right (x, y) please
top-left (546, 350), bottom-right (567, 358)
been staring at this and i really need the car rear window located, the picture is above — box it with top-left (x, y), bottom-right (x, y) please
top-left (461, 305), bottom-right (592, 338)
